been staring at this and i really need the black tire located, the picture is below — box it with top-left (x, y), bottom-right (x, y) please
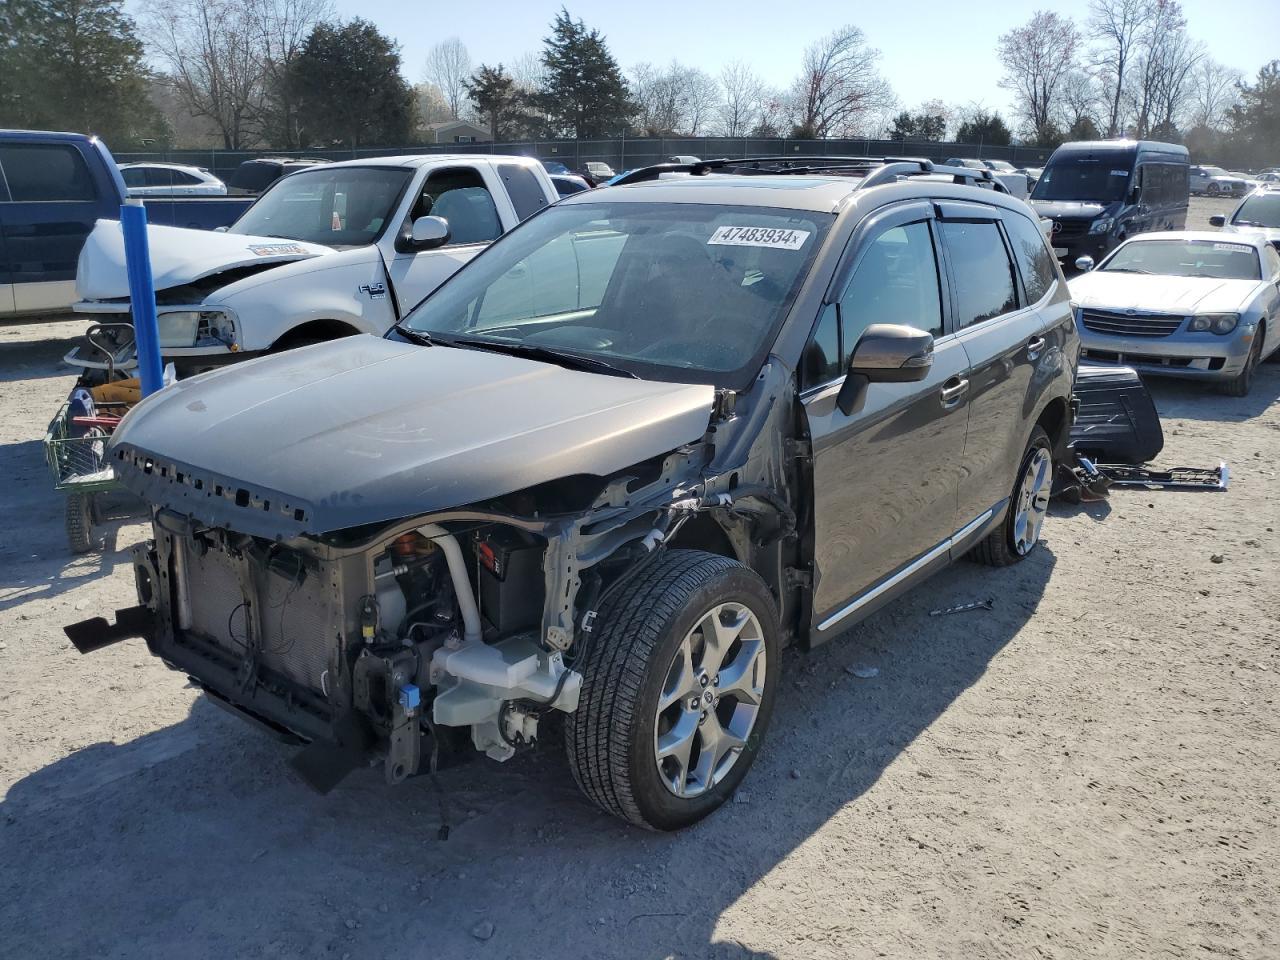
top-left (565, 549), bottom-right (780, 830)
top-left (1220, 327), bottom-right (1263, 397)
top-left (970, 426), bottom-right (1053, 567)
top-left (1207, 183), bottom-right (1220, 196)
top-left (65, 493), bottom-right (94, 554)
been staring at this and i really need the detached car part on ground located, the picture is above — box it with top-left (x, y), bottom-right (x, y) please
top-left (67, 155), bottom-right (558, 378)
top-left (68, 157), bottom-right (1080, 830)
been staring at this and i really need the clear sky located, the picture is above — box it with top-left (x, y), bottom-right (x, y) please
top-left (326, 0), bottom-right (1277, 116)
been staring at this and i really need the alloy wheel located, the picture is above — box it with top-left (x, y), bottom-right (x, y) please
top-left (1013, 446), bottom-right (1052, 556)
top-left (653, 602), bottom-right (767, 799)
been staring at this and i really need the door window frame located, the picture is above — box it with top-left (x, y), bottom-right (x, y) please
top-left (933, 201), bottom-right (1027, 329)
top-left (800, 200), bottom-right (951, 397)
top-left (399, 164), bottom-right (504, 252)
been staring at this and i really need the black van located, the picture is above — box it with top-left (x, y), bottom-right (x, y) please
top-left (1030, 140), bottom-right (1189, 266)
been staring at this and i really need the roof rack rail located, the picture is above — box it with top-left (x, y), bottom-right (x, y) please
top-left (611, 156), bottom-right (1010, 194)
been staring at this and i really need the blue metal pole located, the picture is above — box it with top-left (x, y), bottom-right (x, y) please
top-left (120, 200), bottom-right (164, 396)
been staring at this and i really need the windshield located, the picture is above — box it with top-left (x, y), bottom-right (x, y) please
top-left (1031, 158), bottom-right (1131, 202)
top-left (402, 201), bottom-right (832, 384)
top-left (1233, 193), bottom-right (1280, 227)
top-left (1102, 239), bottom-right (1260, 280)
top-left (986, 160), bottom-right (1016, 172)
top-left (230, 166), bottom-right (412, 247)
top-left (1202, 166), bottom-right (1228, 177)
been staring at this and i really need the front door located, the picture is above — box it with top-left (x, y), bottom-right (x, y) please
top-left (804, 203), bottom-right (970, 626)
top-left (0, 141), bottom-right (101, 314)
top-left (385, 166), bottom-right (506, 315)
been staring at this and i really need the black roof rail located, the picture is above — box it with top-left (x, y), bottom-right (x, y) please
top-left (610, 155), bottom-right (1011, 194)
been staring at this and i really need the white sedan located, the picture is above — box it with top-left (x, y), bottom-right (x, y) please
top-left (118, 162), bottom-right (228, 196)
top-left (1069, 231), bottom-right (1280, 396)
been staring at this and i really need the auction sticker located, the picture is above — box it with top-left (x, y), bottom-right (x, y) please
top-left (1212, 242), bottom-right (1252, 253)
top-left (248, 243), bottom-right (310, 256)
top-left (708, 225), bottom-right (810, 249)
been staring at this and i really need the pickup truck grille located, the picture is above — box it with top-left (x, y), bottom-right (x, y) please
top-left (1080, 309), bottom-right (1185, 338)
top-left (178, 540), bottom-right (340, 694)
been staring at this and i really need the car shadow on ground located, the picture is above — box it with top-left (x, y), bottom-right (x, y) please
top-left (0, 438), bottom-right (140, 614)
top-left (1143, 359), bottom-right (1280, 423)
top-left (0, 547), bottom-right (1056, 959)
top-left (0, 330), bottom-right (84, 383)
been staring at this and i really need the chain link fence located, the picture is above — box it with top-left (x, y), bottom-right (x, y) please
top-left (114, 137), bottom-right (1055, 183)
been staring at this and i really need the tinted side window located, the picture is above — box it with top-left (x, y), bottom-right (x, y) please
top-left (0, 144), bottom-right (95, 201)
top-left (414, 168), bottom-right (502, 245)
top-left (121, 168), bottom-right (146, 188)
top-left (801, 303), bottom-right (842, 389)
top-left (839, 220), bottom-right (944, 346)
top-left (940, 220), bottom-right (1018, 327)
top-left (1004, 213), bottom-right (1056, 304)
top-left (497, 163), bottom-right (549, 221)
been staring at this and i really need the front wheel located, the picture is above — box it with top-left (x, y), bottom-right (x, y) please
top-left (1220, 328), bottom-right (1263, 397)
top-left (969, 426), bottom-right (1053, 567)
top-left (565, 550), bottom-right (780, 830)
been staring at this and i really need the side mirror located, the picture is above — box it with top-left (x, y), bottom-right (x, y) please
top-left (410, 215), bottom-right (450, 249)
top-left (836, 323), bottom-right (934, 416)
top-left (1209, 215), bottom-right (1226, 228)
top-left (1075, 255), bottom-right (1095, 272)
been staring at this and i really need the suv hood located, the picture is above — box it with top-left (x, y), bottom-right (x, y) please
top-left (1068, 271), bottom-right (1257, 314)
top-left (1030, 200), bottom-right (1111, 220)
top-left (77, 219), bottom-right (334, 301)
top-left (108, 336), bottom-right (715, 538)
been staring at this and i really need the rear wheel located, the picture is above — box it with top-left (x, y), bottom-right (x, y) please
top-left (970, 426), bottom-right (1052, 567)
top-left (1207, 183), bottom-right (1221, 196)
top-left (565, 550), bottom-right (779, 830)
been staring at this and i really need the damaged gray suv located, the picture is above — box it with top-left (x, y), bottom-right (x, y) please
top-left (69, 158), bottom-right (1080, 830)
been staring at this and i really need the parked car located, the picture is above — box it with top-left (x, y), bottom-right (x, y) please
top-left (944, 157), bottom-right (1030, 198)
top-left (1211, 184), bottom-right (1280, 250)
top-left (119, 162), bottom-right (227, 197)
top-left (68, 155), bottom-right (559, 375)
top-left (579, 161), bottom-right (615, 184)
top-left (540, 159), bottom-right (571, 175)
top-left (1189, 165), bottom-right (1250, 197)
top-left (1019, 166), bottom-right (1043, 190)
top-left (550, 172), bottom-right (591, 196)
top-left (226, 157), bottom-right (330, 196)
top-left (0, 130), bottom-right (250, 318)
top-left (1031, 140), bottom-right (1189, 266)
top-left (70, 157), bottom-right (1079, 830)
top-left (1070, 231), bottom-right (1280, 396)
top-left (668, 155), bottom-right (702, 164)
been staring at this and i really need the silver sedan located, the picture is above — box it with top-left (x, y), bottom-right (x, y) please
top-left (1069, 231), bottom-right (1280, 396)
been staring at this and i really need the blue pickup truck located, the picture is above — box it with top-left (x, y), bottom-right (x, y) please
top-left (0, 130), bottom-right (252, 318)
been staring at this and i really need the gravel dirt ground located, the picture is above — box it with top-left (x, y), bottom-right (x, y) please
top-left (1, 196), bottom-right (1276, 959)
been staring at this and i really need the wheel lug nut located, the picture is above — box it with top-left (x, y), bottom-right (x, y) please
top-left (713, 675), bottom-right (720, 687)
top-left (699, 711), bottom-right (707, 724)
top-left (699, 674), bottom-right (709, 688)
top-left (687, 696), bottom-right (700, 711)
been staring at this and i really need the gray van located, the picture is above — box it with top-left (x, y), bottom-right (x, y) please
top-left (1030, 140), bottom-right (1189, 265)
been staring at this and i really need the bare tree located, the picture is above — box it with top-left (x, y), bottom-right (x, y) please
top-left (423, 37), bottom-right (471, 120)
top-left (679, 67), bottom-right (720, 136)
top-left (751, 88), bottom-right (788, 137)
top-left (1150, 30), bottom-right (1204, 136)
top-left (997, 10), bottom-right (1081, 136)
top-left (1057, 67), bottom-right (1101, 130)
top-left (1187, 58), bottom-right (1242, 129)
top-left (1089, 0), bottom-right (1156, 137)
top-left (719, 61), bottom-right (763, 137)
top-left (1126, 0), bottom-right (1189, 136)
top-left (247, 0), bottom-right (333, 147)
top-left (142, 0), bottom-right (268, 150)
top-left (413, 81), bottom-right (453, 138)
top-left (630, 61), bottom-right (683, 135)
top-left (790, 25), bottom-right (894, 138)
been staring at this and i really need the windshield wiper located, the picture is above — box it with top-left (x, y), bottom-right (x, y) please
top-left (1103, 267), bottom-right (1155, 275)
top-left (391, 323), bottom-right (437, 347)
top-left (450, 338), bottom-right (638, 378)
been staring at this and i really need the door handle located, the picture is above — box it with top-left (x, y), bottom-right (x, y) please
top-left (940, 377), bottom-right (969, 404)
top-left (1027, 336), bottom-right (1046, 354)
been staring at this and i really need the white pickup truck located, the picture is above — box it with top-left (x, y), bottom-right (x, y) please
top-left (69, 154), bottom-right (558, 373)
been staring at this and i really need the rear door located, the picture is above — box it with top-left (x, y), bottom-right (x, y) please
top-left (0, 141), bottom-right (103, 314)
top-left (937, 202), bottom-right (1049, 529)
top-left (385, 164), bottom-right (508, 314)
top-left (804, 201), bottom-right (971, 632)
top-left (0, 168), bottom-right (12, 314)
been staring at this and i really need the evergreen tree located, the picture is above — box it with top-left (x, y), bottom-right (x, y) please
top-left (537, 8), bottom-right (634, 138)
top-left (955, 111), bottom-right (1013, 147)
top-left (0, 0), bottom-right (166, 149)
top-left (287, 19), bottom-right (412, 148)
top-left (1225, 61), bottom-right (1280, 168)
top-left (465, 64), bottom-right (521, 141)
